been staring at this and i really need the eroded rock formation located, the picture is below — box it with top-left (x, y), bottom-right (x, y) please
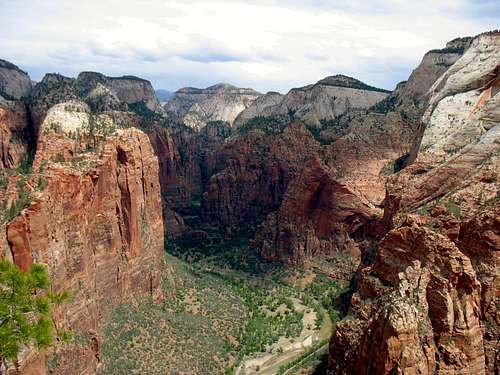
top-left (165, 83), bottom-right (261, 130)
top-left (328, 31), bottom-right (499, 375)
top-left (0, 66), bottom-right (166, 374)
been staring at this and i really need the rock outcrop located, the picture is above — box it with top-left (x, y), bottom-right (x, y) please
top-left (0, 64), bottom-right (166, 374)
top-left (202, 122), bottom-right (321, 227)
top-left (0, 60), bottom-right (33, 169)
top-left (0, 59), bottom-right (32, 100)
top-left (328, 31), bottom-right (499, 375)
top-left (233, 91), bottom-right (283, 128)
top-left (77, 72), bottom-right (162, 113)
top-left (165, 83), bottom-right (261, 130)
top-left (0, 96), bottom-right (31, 169)
top-left (330, 224), bottom-right (484, 375)
top-left (257, 158), bottom-right (377, 266)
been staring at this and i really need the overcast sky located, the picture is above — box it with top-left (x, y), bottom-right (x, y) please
top-left (1, 0), bottom-right (498, 93)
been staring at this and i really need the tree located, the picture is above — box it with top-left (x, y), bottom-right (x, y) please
top-left (0, 260), bottom-right (70, 373)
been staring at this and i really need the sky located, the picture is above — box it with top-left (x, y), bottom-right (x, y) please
top-left (1, 0), bottom-right (498, 93)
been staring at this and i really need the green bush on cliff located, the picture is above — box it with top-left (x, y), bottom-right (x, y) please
top-left (0, 261), bottom-right (71, 372)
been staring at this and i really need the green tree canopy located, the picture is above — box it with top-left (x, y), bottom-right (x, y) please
top-left (0, 260), bottom-right (70, 372)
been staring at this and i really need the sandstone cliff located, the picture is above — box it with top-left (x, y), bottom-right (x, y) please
top-left (0, 60), bottom-right (33, 170)
top-left (165, 83), bottom-right (261, 130)
top-left (328, 31), bottom-right (499, 375)
top-left (0, 59), bottom-right (32, 100)
top-left (235, 75), bottom-right (389, 129)
top-left (0, 65), bottom-right (166, 374)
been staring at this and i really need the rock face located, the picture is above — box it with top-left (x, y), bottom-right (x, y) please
top-left (0, 97), bottom-right (31, 169)
top-left (0, 64), bottom-right (166, 374)
top-left (0, 59), bottom-right (32, 100)
top-left (197, 38), bottom-right (470, 268)
top-left (328, 31), bottom-right (499, 375)
top-left (0, 60), bottom-right (33, 169)
top-left (77, 72), bottom-right (162, 113)
top-left (30, 71), bottom-right (162, 135)
top-left (165, 83), bottom-right (261, 130)
top-left (332, 224), bottom-right (484, 375)
top-left (235, 75), bottom-right (389, 129)
top-left (257, 158), bottom-right (377, 266)
top-left (233, 91), bottom-right (283, 128)
top-left (202, 122), bottom-right (321, 227)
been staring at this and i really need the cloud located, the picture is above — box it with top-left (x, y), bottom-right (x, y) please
top-left (0, 0), bottom-right (497, 93)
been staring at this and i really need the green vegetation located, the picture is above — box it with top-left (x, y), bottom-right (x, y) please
top-left (101, 254), bottom-right (248, 374)
top-left (16, 151), bottom-right (34, 175)
top-left (101, 222), bottom-right (348, 374)
top-left (86, 114), bottom-right (117, 139)
top-left (380, 153), bottom-right (410, 175)
top-left (0, 261), bottom-right (70, 372)
top-left (444, 200), bottom-right (462, 218)
top-left (2, 179), bottom-right (33, 224)
top-left (319, 76), bottom-right (391, 93)
top-left (370, 94), bottom-right (397, 113)
top-left (128, 101), bottom-right (164, 127)
top-left (237, 115), bottom-right (290, 136)
top-left (429, 46), bottom-right (466, 54)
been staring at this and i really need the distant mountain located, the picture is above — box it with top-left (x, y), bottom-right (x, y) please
top-left (155, 89), bottom-right (174, 103)
top-left (165, 83), bottom-right (261, 130)
top-left (234, 74), bottom-right (389, 128)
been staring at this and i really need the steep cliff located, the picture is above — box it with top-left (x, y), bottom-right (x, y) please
top-left (0, 66), bottom-right (166, 374)
top-left (165, 83), bottom-right (261, 130)
top-left (0, 60), bottom-right (33, 170)
top-left (328, 31), bottom-right (499, 375)
top-left (0, 59), bottom-right (32, 100)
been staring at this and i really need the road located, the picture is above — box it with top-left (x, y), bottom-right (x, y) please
top-left (234, 301), bottom-right (332, 375)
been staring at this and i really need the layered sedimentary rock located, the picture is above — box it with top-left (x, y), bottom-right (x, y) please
top-left (202, 122), bottom-right (321, 227)
top-left (0, 59), bottom-right (32, 100)
top-left (257, 158), bottom-right (377, 266)
top-left (235, 75), bottom-right (389, 129)
top-left (165, 83), bottom-right (261, 130)
top-left (30, 71), bottom-right (162, 135)
top-left (1, 71), bottom-right (165, 373)
top-left (233, 91), bottom-right (283, 128)
top-left (77, 71), bottom-right (162, 113)
top-left (248, 38), bottom-right (471, 266)
top-left (329, 31), bottom-right (499, 375)
top-left (0, 97), bottom-right (31, 169)
top-left (0, 60), bottom-right (32, 169)
top-left (330, 224), bottom-right (484, 375)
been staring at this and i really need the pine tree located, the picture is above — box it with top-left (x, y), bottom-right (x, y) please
top-left (0, 260), bottom-right (70, 373)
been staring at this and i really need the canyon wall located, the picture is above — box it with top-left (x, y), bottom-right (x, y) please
top-left (0, 69), bottom-right (166, 374)
top-left (328, 31), bottom-right (499, 375)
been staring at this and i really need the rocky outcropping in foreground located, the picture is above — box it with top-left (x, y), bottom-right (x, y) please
top-left (328, 31), bottom-right (499, 375)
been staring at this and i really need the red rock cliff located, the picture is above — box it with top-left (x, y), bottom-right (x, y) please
top-left (1, 100), bottom-right (165, 374)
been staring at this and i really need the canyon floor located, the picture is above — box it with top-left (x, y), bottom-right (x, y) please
top-left (83, 226), bottom-right (354, 375)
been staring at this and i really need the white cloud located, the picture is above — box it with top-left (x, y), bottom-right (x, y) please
top-left (0, 0), bottom-right (497, 93)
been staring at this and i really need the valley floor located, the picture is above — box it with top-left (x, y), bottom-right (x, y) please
top-left (94, 228), bottom-right (353, 374)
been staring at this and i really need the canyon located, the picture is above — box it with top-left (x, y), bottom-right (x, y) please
top-left (0, 30), bottom-right (498, 375)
